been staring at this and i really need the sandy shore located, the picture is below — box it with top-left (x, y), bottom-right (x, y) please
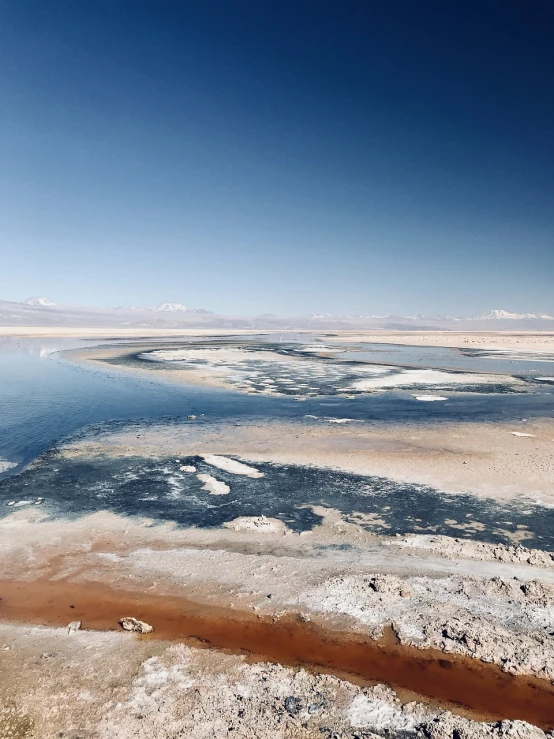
top-left (321, 331), bottom-right (554, 352)
top-left (2, 325), bottom-right (554, 353)
top-left (0, 326), bottom-right (279, 338)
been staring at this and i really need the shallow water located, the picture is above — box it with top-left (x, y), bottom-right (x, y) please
top-left (337, 343), bottom-right (554, 376)
top-left (1, 336), bottom-right (554, 475)
top-left (1, 336), bottom-right (554, 548)
top-left (2, 579), bottom-right (554, 728)
top-left (3, 448), bottom-right (554, 549)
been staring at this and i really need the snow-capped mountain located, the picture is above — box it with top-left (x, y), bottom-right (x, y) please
top-left (150, 302), bottom-right (190, 312)
top-left (1, 298), bottom-right (553, 329)
top-left (149, 302), bottom-right (212, 314)
top-left (474, 309), bottom-right (554, 320)
top-left (24, 296), bottom-right (56, 307)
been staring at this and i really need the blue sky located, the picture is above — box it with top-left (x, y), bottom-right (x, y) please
top-left (1, 1), bottom-right (553, 316)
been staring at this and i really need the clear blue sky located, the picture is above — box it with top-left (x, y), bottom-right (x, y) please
top-left (1, 1), bottom-right (553, 316)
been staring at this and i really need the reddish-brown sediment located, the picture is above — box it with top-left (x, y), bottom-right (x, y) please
top-left (1, 579), bottom-right (554, 729)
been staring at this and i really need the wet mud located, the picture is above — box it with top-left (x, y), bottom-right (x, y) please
top-left (1, 578), bottom-right (554, 729)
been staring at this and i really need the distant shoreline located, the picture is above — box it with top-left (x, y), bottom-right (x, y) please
top-left (1, 325), bottom-right (554, 352)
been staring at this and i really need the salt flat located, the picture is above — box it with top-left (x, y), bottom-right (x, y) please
top-left (1, 330), bottom-right (554, 737)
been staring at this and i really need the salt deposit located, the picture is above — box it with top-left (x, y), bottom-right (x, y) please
top-left (348, 687), bottom-right (429, 732)
top-left (222, 515), bottom-right (287, 533)
top-left (196, 473), bottom-right (230, 495)
top-left (202, 454), bottom-right (264, 478)
top-left (349, 369), bottom-right (519, 391)
top-left (296, 571), bottom-right (554, 680)
top-left (393, 534), bottom-right (554, 568)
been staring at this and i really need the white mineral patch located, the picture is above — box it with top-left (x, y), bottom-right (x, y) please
top-left (511, 432), bottom-right (536, 438)
top-left (196, 473), bottom-right (230, 495)
top-left (353, 365), bottom-right (397, 374)
top-left (0, 460), bottom-right (17, 473)
top-left (202, 455), bottom-right (264, 478)
top-left (121, 654), bottom-right (194, 716)
top-left (349, 369), bottom-right (516, 391)
top-left (179, 465), bottom-right (196, 472)
top-left (412, 395), bottom-right (448, 402)
top-left (324, 418), bottom-right (359, 424)
top-left (297, 346), bottom-right (342, 352)
top-left (222, 516), bottom-right (287, 533)
top-left (393, 534), bottom-right (554, 568)
top-left (348, 692), bottom-right (424, 732)
top-left (146, 348), bottom-right (241, 362)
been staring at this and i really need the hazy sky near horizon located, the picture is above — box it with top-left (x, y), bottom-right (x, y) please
top-left (1, 1), bottom-right (553, 316)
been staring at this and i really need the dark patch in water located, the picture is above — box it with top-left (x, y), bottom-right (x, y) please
top-left (2, 449), bottom-right (552, 550)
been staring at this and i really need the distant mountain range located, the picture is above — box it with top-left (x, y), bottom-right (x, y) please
top-left (1, 298), bottom-right (553, 330)
top-left (474, 309), bottom-right (554, 320)
top-left (24, 296), bottom-right (57, 307)
top-left (26, 297), bottom-right (211, 314)
top-left (149, 302), bottom-right (210, 313)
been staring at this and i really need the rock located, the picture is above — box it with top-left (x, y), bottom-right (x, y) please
top-left (368, 574), bottom-right (413, 598)
top-left (119, 617), bottom-right (153, 634)
top-left (180, 465), bottom-right (196, 472)
top-left (520, 579), bottom-right (554, 606)
top-left (7, 501), bottom-right (15, 506)
top-left (67, 621), bottom-right (82, 633)
top-left (187, 415), bottom-right (197, 420)
top-left (284, 696), bottom-right (302, 715)
top-left (418, 716), bottom-right (548, 738)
